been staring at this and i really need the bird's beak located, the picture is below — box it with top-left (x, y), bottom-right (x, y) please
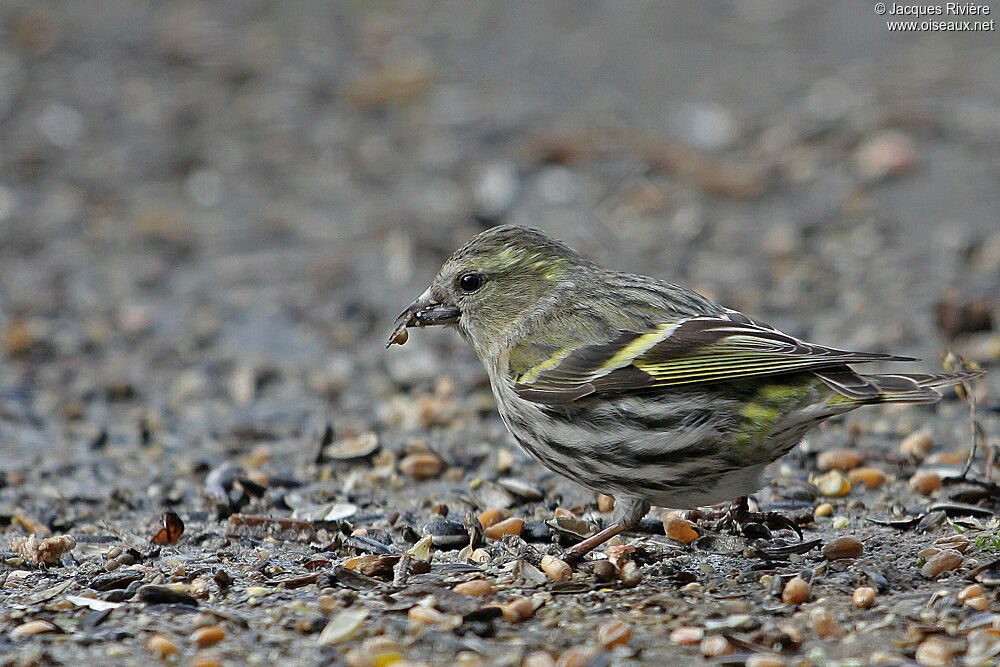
top-left (386, 287), bottom-right (461, 348)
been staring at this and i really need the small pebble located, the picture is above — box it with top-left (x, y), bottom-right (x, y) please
top-left (853, 586), bottom-right (877, 608)
top-left (809, 606), bottom-right (840, 638)
top-left (453, 579), bottom-right (494, 597)
top-left (914, 636), bottom-right (952, 667)
top-left (669, 626), bottom-right (704, 645)
top-left (663, 517), bottom-right (699, 544)
top-left (909, 471), bottom-right (941, 496)
top-left (900, 431), bottom-right (933, 458)
top-left (847, 467), bottom-right (886, 489)
top-left (813, 470), bottom-right (851, 497)
top-left (781, 576), bottom-right (810, 604)
top-left (822, 536), bottom-right (864, 560)
top-left (597, 494), bottom-right (615, 513)
top-left (597, 619), bottom-right (632, 647)
top-left (816, 448), bottom-right (862, 471)
top-left (399, 453), bottom-right (444, 480)
top-left (540, 555), bottom-right (572, 582)
top-left (855, 130), bottom-right (919, 181)
top-left (148, 634), bottom-right (178, 659)
top-left (921, 549), bottom-right (963, 578)
top-left (191, 625), bottom-right (225, 648)
top-left (814, 502), bottom-right (833, 518)
top-left (484, 517), bottom-right (525, 540)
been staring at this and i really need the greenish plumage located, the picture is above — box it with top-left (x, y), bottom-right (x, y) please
top-left (389, 225), bottom-right (983, 559)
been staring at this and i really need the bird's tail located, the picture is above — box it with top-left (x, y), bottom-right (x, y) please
top-left (816, 368), bottom-right (985, 405)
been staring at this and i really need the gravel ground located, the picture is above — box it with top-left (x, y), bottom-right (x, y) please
top-left (2, 2), bottom-right (1000, 666)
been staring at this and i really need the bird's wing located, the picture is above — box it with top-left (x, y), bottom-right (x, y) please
top-left (511, 312), bottom-right (915, 405)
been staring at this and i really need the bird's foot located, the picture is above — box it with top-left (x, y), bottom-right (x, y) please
top-left (686, 497), bottom-right (803, 541)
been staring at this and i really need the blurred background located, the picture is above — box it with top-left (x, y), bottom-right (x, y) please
top-left (1, 1), bottom-right (998, 465)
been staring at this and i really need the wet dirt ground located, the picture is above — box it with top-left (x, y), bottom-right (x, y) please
top-left (2, 2), bottom-right (1000, 665)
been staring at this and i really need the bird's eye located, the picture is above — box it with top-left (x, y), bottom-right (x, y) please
top-left (458, 273), bottom-right (483, 293)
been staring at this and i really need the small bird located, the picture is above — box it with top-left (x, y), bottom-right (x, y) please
top-left (388, 225), bottom-right (982, 561)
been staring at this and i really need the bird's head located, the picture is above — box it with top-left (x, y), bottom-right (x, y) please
top-left (388, 225), bottom-right (584, 357)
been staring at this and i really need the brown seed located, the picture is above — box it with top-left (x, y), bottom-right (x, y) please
top-left (191, 657), bottom-right (221, 667)
top-left (701, 635), bottom-right (734, 657)
top-left (540, 554), bottom-right (572, 582)
top-left (598, 619), bottom-right (632, 647)
top-left (500, 597), bottom-right (534, 623)
top-left (484, 517), bottom-right (524, 540)
top-left (853, 586), bottom-right (877, 608)
top-left (555, 646), bottom-right (601, 667)
top-left (554, 507), bottom-right (575, 518)
top-left (618, 560), bottom-right (642, 587)
top-left (477, 508), bottom-right (509, 529)
top-left (148, 634), bottom-right (179, 658)
top-left (663, 517), bottom-right (699, 544)
top-left (814, 502), bottom-right (834, 518)
top-left (816, 448), bottom-right (863, 471)
top-left (966, 596), bottom-right (990, 611)
top-left (822, 536), bottom-right (864, 560)
top-left (399, 453), bottom-right (444, 480)
top-left (921, 549), bottom-right (963, 578)
top-left (408, 605), bottom-right (461, 629)
top-left (909, 471), bottom-right (941, 496)
top-left (914, 636), bottom-right (953, 667)
top-left (809, 607), bottom-right (840, 638)
top-left (10, 620), bottom-right (59, 639)
top-left (745, 654), bottom-right (788, 667)
top-left (191, 625), bottom-right (225, 648)
top-left (470, 548), bottom-right (492, 563)
top-left (900, 431), bottom-right (933, 458)
top-left (453, 579), bottom-right (494, 597)
top-left (669, 626), bottom-right (704, 645)
top-left (926, 452), bottom-right (964, 465)
top-left (847, 467), bottom-right (886, 489)
top-left (390, 327), bottom-right (408, 346)
top-left (522, 652), bottom-right (556, 667)
top-left (597, 494), bottom-right (615, 513)
top-left (812, 470), bottom-right (851, 497)
top-left (781, 575), bottom-right (810, 604)
top-left (591, 560), bottom-right (616, 583)
top-left (958, 584), bottom-right (984, 603)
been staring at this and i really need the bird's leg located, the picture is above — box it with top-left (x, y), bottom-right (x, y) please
top-left (687, 496), bottom-right (803, 540)
top-left (563, 497), bottom-right (649, 564)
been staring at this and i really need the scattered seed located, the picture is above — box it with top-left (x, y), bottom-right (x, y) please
top-left (191, 625), bottom-right (225, 648)
top-left (399, 453), bottom-right (444, 480)
top-left (147, 634), bottom-right (178, 658)
top-left (477, 508), bottom-right (508, 529)
top-left (900, 431), bottom-right (933, 459)
top-left (591, 560), bottom-right (616, 583)
top-left (958, 584), bottom-right (984, 602)
top-left (832, 516), bottom-right (850, 530)
top-left (618, 560), bottom-right (642, 587)
top-left (809, 606), bottom-right (840, 638)
top-left (453, 579), bottom-right (494, 597)
top-left (914, 636), bottom-right (952, 667)
top-left (816, 448), bottom-right (862, 471)
top-left (484, 517), bottom-right (524, 540)
top-left (597, 494), bottom-right (615, 513)
top-left (540, 555), bottom-right (572, 582)
top-left (663, 517), bottom-right (699, 544)
top-left (522, 651), bottom-right (556, 667)
top-left (813, 470), bottom-right (851, 497)
top-left (822, 536), bottom-right (864, 560)
top-left (319, 608), bottom-right (370, 645)
top-left (470, 548), bottom-right (492, 563)
top-left (921, 549), bottom-right (963, 578)
top-left (814, 502), bottom-right (834, 518)
top-left (781, 576), bottom-right (810, 604)
top-left (11, 619), bottom-right (59, 639)
top-left (598, 619), bottom-right (632, 647)
top-left (847, 467), bottom-right (886, 489)
top-left (853, 586), bottom-right (877, 608)
top-left (701, 635), bottom-right (733, 657)
top-left (966, 596), bottom-right (990, 611)
top-left (669, 626), bottom-right (703, 645)
top-left (745, 654), bottom-right (787, 667)
top-left (555, 645), bottom-right (601, 667)
top-left (909, 471), bottom-right (941, 496)
top-left (500, 597), bottom-right (534, 623)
